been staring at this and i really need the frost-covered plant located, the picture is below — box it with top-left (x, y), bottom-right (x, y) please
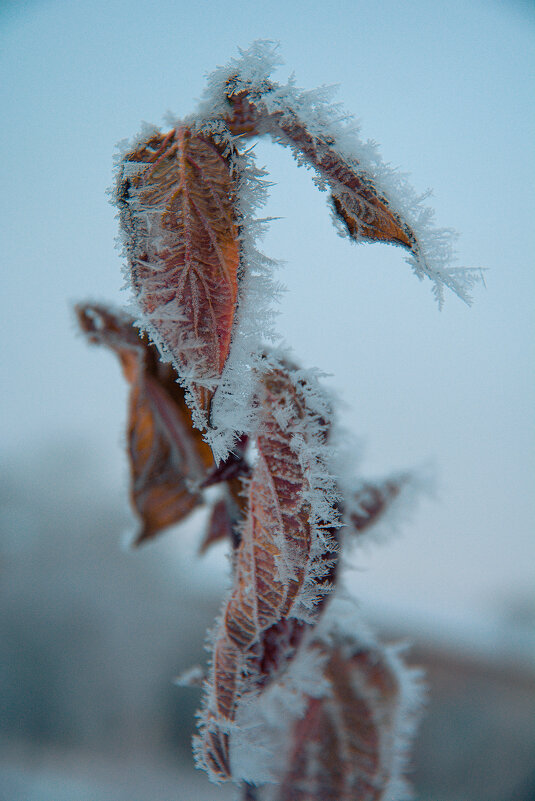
top-left (77, 41), bottom-right (478, 800)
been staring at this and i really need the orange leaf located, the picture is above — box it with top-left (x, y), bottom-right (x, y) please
top-left (116, 126), bottom-right (240, 420)
top-left (76, 303), bottom-right (214, 545)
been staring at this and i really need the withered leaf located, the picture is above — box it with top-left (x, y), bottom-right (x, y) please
top-left (224, 368), bottom-right (331, 652)
top-left (201, 727), bottom-right (232, 783)
top-left (194, 632), bottom-right (244, 782)
top-left (116, 126), bottom-right (240, 420)
top-left (348, 474), bottom-right (410, 536)
top-left (76, 303), bottom-right (214, 545)
top-left (225, 87), bottom-right (415, 254)
top-left (196, 366), bottom-right (339, 782)
top-left (199, 497), bottom-right (236, 554)
top-left (276, 642), bottom-right (407, 801)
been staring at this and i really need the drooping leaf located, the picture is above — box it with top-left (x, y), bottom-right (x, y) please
top-left (200, 47), bottom-right (480, 304)
top-left (225, 89), bottom-right (413, 251)
top-left (76, 303), bottom-right (214, 545)
top-left (116, 126), bottom-right (240, 422)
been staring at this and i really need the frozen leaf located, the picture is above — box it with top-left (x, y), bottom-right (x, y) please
top-left (225, 89), bottom-right (413, 251)
top-left (221, 598), bottom-right (423, 797)
top-left (76, 303), bottom-right (214, 544)
top-left (224, 366), bottom-right (337, 651)
top-left (196, 41), bottom-right (481, 304)
top-left (116, 126), bottom-right (240, 422)
top-left (276, 646), bottom-right (391, 800)
top-left (195, 633), bottom-right (244, 782)
top-left (195, 364), bottom-right (340, 782)
top-left (271, 633), bottom-right (423, 801)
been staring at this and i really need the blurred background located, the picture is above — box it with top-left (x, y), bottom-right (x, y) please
top-left (1, 0), bottom-right (534, 799)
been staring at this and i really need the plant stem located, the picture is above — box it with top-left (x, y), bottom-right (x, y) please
top-left (242, 782), bottom-right (259, 801)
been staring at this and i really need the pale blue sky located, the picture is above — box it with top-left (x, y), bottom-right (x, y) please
top-left (1, 0), bottom-right (534, 637)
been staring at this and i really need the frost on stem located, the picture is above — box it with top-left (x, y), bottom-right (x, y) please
top-left (194, 360), bottom-right (341, 782)
top-left (77, 39), bottom-right (479, 801)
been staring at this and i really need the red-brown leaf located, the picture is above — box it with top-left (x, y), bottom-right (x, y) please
top-left (196, 366), bottom-right (338, 781)
top-left (199, 498), bottom-right (236, 554)
top-left (348, 474), bottom-right (410, 536)
top-left (225, 88), bottom-right (414, 252)
top-left (194, 632), bottom-right (243, 782)
top-left (276, 643), bottom-right (403, 801)
top-left (116, 126), bottom-right (240, 419)
top-left (76, 303), bottom-right (214, 545)
top-left (224, 369), bottom-right (325, 652)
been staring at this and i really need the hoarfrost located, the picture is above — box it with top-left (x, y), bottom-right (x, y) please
top-left (113, 39), bottom-right (481, 463)
top-left (101, 42), bottom-right (470, 798)
top-left (226, 595), bottom-right (425, 796)
top-left (200, 40), bottom-right (482, 309)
